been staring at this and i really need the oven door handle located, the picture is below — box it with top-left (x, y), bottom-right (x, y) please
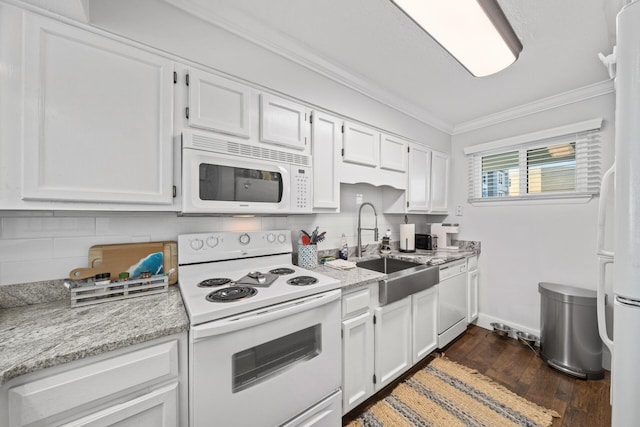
top-left (191, 289), bottom-right (341, 341)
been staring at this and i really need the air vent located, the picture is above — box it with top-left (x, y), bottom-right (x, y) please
top-left (190, 133), bottom-right (310, 167)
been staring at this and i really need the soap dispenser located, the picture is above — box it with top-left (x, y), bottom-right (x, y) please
top-left (339, 234), bottom-right (348, 260)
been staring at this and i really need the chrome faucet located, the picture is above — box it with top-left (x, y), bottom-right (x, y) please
top-left (357, 202), bottom-right (378, 257)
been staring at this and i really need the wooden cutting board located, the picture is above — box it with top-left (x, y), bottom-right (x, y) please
top-left (69, 241), bottom-right (178, 285)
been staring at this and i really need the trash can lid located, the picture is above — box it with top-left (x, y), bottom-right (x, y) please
top-left (538, 282), bottom-right (597, 304)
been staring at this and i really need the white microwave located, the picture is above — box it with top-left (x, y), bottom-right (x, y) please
top-left (181, 131), bottom-right (312, 214)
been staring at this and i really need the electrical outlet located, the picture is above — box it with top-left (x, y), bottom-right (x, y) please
top-left (455, 205), bottom-right (463, 216)
top-left (356, 194), bottom-right (363, 205)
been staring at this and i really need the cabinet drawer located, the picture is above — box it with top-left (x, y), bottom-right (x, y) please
top-left (467, 255), bottom-right (478, 270)
top-left (342, 287), bottom-right (372, 318)
top-left (8, 341), bottom-right (179, 427)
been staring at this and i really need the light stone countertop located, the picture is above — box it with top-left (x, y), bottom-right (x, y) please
top-left (313, 248), bottom-right (478, 292)
top-left (0, 286), bottom-right (188, 386)
top-left (0, 247), bottom-right (477, 386)
top-left (388, 249), bottom-right (476, 265)
top-left (315, 264), bottom-right (386, 291)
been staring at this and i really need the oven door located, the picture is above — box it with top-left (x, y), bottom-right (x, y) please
top-left (189, 290), bottom-right (341, 427)
top-left (182, 148), bottom-right (291, 213)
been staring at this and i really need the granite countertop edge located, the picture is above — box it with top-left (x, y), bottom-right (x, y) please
top-left (0, 286), bottom-right (189, 386)
top-left (0, 324), bottom-right (188, 386)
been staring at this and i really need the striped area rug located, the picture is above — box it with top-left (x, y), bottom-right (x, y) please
top-left (347, 356), bottom-right (560, 427)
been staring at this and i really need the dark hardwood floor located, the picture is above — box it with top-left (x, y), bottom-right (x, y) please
top-left (344, 325), bottom-right (611, 426)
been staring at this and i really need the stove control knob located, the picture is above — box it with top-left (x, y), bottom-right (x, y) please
top-left (190, 238), bottom-right (204, 251)
top-left (277, 233), bottom-right (287, 244)
top-left (239, 233), bottom-right (251, 245)
top-left (266, 233), bottom-right (276, 243)
top-left (206, 236), bottom-right (219, 248)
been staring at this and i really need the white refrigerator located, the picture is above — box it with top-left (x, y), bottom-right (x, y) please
top-left (597, 1), bottom-right (640, 426)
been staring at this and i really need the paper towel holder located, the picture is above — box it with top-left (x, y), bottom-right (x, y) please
top-left (399, 217), bottom-right (416, 253)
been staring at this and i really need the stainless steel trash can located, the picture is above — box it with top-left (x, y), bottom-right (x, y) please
top-left (538, 282), bottom-right (604, 380)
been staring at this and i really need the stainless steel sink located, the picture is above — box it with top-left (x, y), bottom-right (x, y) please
top-left (356, 258), bottom-right (439, 305)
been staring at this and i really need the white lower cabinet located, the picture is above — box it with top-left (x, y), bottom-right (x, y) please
top-left (341, 282), bottom-right (439, 414)
top-left (341, 286), bottom-right (375, 415)
top-left (467, 256), bottom-right (479, 323)
top-left (1, 335), bottom-right (187, 427)
top-left (411, 286), bottom-right (439, 364)
top-left (374, 298), bottom-right (412, 390)
top-left (62, 383), bottom-right (178, 427)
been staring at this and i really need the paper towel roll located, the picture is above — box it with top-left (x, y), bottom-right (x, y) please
top-left (399, 224), bottom-right (415, 252)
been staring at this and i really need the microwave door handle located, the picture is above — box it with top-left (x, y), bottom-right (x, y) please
top-left (596, 163), bottom-right (615, 257)
top-left (192, 289), bottom-right (340, 341)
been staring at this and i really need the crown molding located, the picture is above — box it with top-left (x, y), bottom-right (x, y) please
top-left (164, 0), bottom-right (453, 134)
top-left (452, 79), bottom-right (615, 135)
top-left (16, 0), bottom-right (90, 22)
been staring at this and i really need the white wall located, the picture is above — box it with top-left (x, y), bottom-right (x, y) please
top-left (0, 184), bottom-right (434, 285)
top-left (450, 92), bottom-right (615, 335)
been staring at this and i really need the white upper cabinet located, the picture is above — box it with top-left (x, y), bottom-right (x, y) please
top-left (260, 94), bottom-right (310, 151)
top-left (430, 150), bottom-right (450, 213)
top-left (407, 144), bottom-right (432, 212)
top-left (20, 14), bottom-right (175, 207)
top-left (380, 134), bottom-right (408, 172)
top-left (186, 69), bottom-right (252, 138)
top-left (341, 123), bottom-right (407, 189)
top-left (311, 111), bottom-right (341, 210)
top-left (342, 122), bottom-right (380, 167)
top-left (389, 145), bottom-right (449, 214)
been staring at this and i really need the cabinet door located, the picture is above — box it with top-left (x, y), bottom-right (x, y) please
top-left (374, 298), bottom-right (411, 390)
top-left (412, 286), bottom-right (438, 364)
top-left (430, 151), bottom-right (450, 213)
top-left (380, 134), bottom-right (408, 172)
top-left (187, 68), bottom-right (251, 138)
top-left (342, 311), bottom-right (374, 414)
top-left (468, 269), bottom-right (479, 323)
top-left (311, 112), bottom-right (340, 210)
top-left (407, 144), bottom-right (431, 212)
top-left (22, 15), bottom-right (174, 205)
top-left (8, 340), bottom-right (179, 427)
top-left (260, 94), bottom-right (309, 150)
top-left (62, 383), bottom-right (178, 427)
top-left (342, 122), bottom-right (379, 167)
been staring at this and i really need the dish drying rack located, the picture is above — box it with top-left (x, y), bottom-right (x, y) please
top-left (65, 274), bottom-right (169, 307)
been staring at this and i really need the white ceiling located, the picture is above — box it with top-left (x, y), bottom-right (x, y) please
top-left (163, 0), bottom-right (619, 133)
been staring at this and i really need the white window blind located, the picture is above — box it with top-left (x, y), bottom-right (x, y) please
top-left (466, 121), bottom-right (602, 203)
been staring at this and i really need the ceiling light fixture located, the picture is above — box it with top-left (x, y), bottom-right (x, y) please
top-left (391, 0), bottom-right (522, 77)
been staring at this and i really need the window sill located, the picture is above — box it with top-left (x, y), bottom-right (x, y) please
top-left (469, 194), bottom-right (594, 206)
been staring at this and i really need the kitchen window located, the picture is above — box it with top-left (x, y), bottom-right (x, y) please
top-left (466, 118), bottom-right (603, 203)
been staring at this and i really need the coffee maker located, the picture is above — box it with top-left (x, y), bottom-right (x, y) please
top-left (429, 223), bottom-right (459, 250)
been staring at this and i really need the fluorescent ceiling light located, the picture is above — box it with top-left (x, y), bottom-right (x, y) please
top-left (391, 0), bottom-right (522, 77)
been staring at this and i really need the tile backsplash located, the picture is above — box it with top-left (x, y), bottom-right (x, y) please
top-left (0, 184), bottom-right (445, 285)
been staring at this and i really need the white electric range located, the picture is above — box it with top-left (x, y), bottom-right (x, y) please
top-left (178, 230), bottom-right (342, 427)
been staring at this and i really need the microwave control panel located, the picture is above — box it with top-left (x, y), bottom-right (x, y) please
top-left (291, 166), bottom-right (312, 213)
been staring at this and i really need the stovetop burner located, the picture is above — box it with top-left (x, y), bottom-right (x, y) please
top-left (198, 278), bottom-right (232, 288)
top-left (269, 267), bottom-right (296, 275)
top-left (286, 276), bottom-right (319, 286)
top-left (206, 286), bottom-right (258, 302)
